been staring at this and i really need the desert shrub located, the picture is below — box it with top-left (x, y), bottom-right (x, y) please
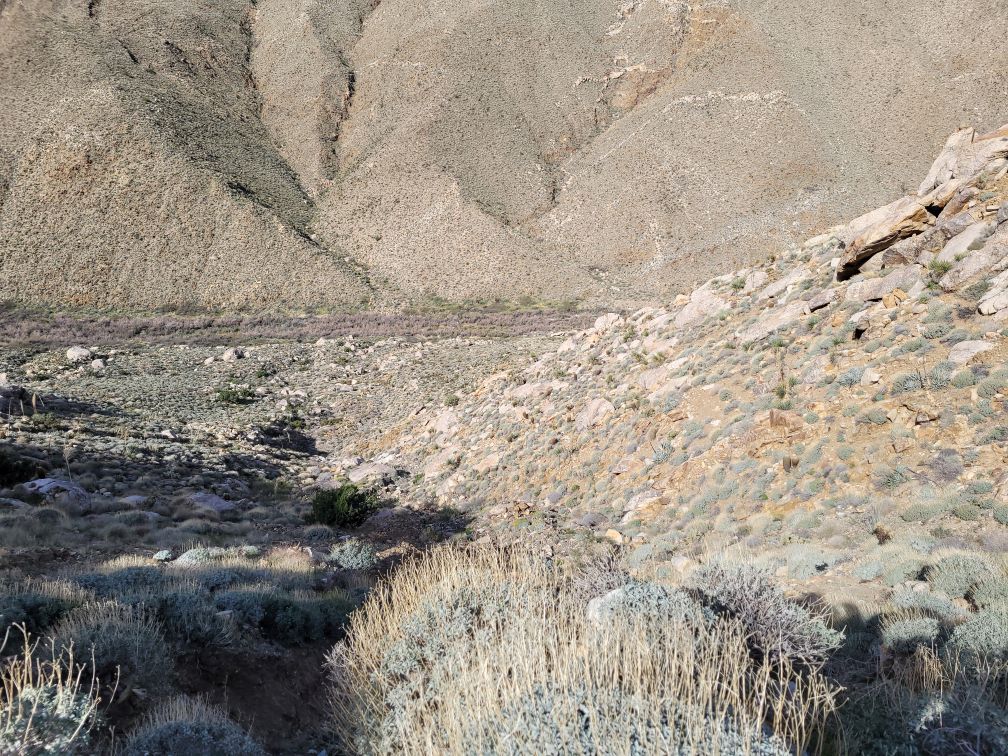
top-left (124, 696), bottom-right (264, 756)
top-left (328, 539), bottom-right (378, 571)
top-left (879, 613), bottom-right (941, 655)
top-left (890, 588), bottom-right (968, 621)
top-left (329, 547), bottom-right (837, 756)
top-left (214, 588), bottom-right (350, 646)
top-left (687, 562), bottom-right (842, 666)
top-left (891, 372), bottom-right (924, 395)
top-left (49, 602), bottom-right (169, 699)
top-left (996, 506), bottom-right (1008, 526)
top-left (923, 554), bottom-right (991, 598)
top-left (945, 605), bottom-right (1008, 665)
top-left (952, 368), bottom-right (978, 388)
top-left (153, 588), bottom-right (230, 646)
top-left (922, 322), bottom-right (952, 340)
top-left (0, 581), bottom-right (91, 640)
top-left (585, 581), bottom-right (710, 627)
top-left (969, 575), bottom-right (1008, 611)
top-left (836, 676), bottom-right (1008, 756)
top-left (0, 634), bottom-right (99, 755)
top-left (927, 361), bottom-right (954, 390)
top-left (901, 499), bottom-right (950, 523)
top-left (307, 485), bottom-right (378, 529)
top-left (836, 367), bottom-right (864, 388)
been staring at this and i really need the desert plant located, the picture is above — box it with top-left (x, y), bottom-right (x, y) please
top-left (328, 539), bottom-right (378, 571)
top-left (0, 631), bottom-right (99, 755)
top-left (328, 546), bottom-right (837, 756)
top-left (49, 602), bottom-right (169, 700)
top-left (307, 485), bottom-right (378, 529)
top-left (123, 695), bottom-right (264, 756)
top-left (923, 554), bottom-right (991, 598)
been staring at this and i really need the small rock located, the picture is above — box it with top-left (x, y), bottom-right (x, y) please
top-left (222, 347), bottom-right (245, 362)
top-left (153, 550), bottom-right (173, 562)
top-left (66, 346), bottom-right (92, 365)
top-left (188, 491), bottom-right (237, 513)
top-left (604, 528), bottom-right (625, 546)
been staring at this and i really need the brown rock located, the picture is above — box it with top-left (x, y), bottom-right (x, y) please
top-left (838, 197), bottom-right (935, 279)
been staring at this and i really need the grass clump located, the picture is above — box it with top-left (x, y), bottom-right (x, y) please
top-left (307, 485), bottom-right (378, 529)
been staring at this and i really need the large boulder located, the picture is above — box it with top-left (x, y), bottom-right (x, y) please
top-left (837, 197), bottom-right (935, 279)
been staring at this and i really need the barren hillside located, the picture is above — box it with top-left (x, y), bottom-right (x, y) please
top-left (1, 0), bottom-right (1005, 310)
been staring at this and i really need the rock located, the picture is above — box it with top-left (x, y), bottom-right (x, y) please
top-left (735, 301), bottom-right (809, 344)
top-left (939, 249), bottom-right (995, 291)
top-left (22, 478), bottom-right (90, 508)
top-left (474, 452), bottom-right (501, 474)
top-left (347, 462), bottom-right (396, 484)
top-left (222, 347), bottom-right (244, 361)
top-left (807, 288), bottom-right (838, 311)
top-left (935, 220), bottom-right (997, 264)
top-left (882, 228), bottom-right (943, 267)
top-left (948, 340), bottom-right (995, 366)
top-left (90, 358), bottom-right (106, 371)
top-left (743, 270), bottom-right (769, 293)
top-left (594, 313), bottom-right (622, 332)
top-left (575, 397), bottom-right (614, 430)
top-left (978, 265), bottom-right (1008, 314)
top-left (423, 447), bottom-right (461, 478)
top-left (999, 202), bottom-right (1008, 226)
top-left (837, 197), bottom-right (935, 279)
top-left (861, 368), bottom-right (882, 385)
top-left (175, 546), bottom-right (228, 565)
top-left (936, 210), bottom-right (977, 240)
top-left (756, 266), bottom-right (808, 301)
top-left (918, 126), bottom-right (977, 196)
top-left (769, 409), bottom-right (804, 432)
top-left (603, 528), bottom-right (625, 546)
top-left (65, 346), bottom-right (92, 364)
top-left (188, 491), bottom-right (237, 513)
top-left (845, 266), bottom-right (921, 303)
top-left (0, 498), bottom-right (27, 510)
top-left (153, 550), bottom-right (173, 562)
top-left (674, 285), bottom-right (729, 328)
top-left (431, 410), bottom-right (459, 436)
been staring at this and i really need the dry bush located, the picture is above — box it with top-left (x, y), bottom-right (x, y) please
top-left (327, 546), bottom-right (838, 755)
top-left (0, 629), bottom-right (99, 754)
top-left (123, 695), bottom-right (264, 756)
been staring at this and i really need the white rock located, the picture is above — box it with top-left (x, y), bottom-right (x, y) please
top-left (65, 346), bottom-right (92, 364)
top-left (948, 340), bottom-right (995, 366)
top-left (935, 220), bottom-right (997, 263)
top-left (575, 397), bottom-right (614, 431)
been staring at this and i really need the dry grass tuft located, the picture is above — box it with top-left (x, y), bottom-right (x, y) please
top-left (327, 545), bottom-right (838, 755)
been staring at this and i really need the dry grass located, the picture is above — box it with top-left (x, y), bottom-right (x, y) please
top-left (327, 546), bottom-right (838, 755)
top-left (0, 628), bottom-right (99, 754)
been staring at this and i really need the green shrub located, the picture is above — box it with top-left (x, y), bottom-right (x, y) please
top-left (214, 385), bottom-right (254, 405)
top-left (952, 369), bottom-right (977, 388)
top-left (307, 485), bottom-right (378, 528)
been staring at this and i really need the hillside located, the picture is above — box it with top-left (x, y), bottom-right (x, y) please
top-left (1, 121), bottom-right (1008, 752)
top-left (1, 0), bottom-right (1006, 309)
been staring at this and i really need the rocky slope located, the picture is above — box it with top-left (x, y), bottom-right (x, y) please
top-left (1, 0), bottom-right (1006, 309)
top-left (324, 122), bottom-right (1008, 595)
